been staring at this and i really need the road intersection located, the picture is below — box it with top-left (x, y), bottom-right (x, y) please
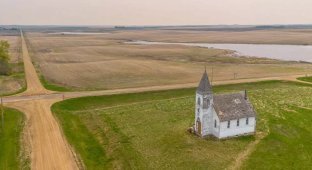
top-left (2, 31), bottom-right (310, 170)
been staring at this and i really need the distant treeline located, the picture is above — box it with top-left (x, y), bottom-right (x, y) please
top-left (113, 24), bottom-right (312, 32)
top-left (8, 24), bottom-right (312, 33)
top-left (0, 27), bottom-right (18, 31)
top-left (0, 27), bottom-right (19, 36)
top-left (159, 25), bottom-right (312, 32)
top-left (0, 40), bottom-right (11, 75)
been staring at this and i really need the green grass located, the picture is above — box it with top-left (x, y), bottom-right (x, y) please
top-left (0, 107), bottom-right (25, 170)
top-left (52, 80), bottom-right (312, 169)
top-left (297, 76), bottom-right (312, 83)
top-left (39, 75), bottom-right (73, 92)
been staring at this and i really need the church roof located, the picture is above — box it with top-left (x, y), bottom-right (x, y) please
top-left (213, 92), bottom-right (256, 121)
top-left (196, 70), bottom-right (212, 95)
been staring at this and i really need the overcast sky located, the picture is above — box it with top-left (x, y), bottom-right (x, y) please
top-left (0, 0), bottom-right (311, 25)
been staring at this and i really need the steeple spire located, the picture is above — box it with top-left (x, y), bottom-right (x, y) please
top-left (197, 68), bottom-right (212, 95)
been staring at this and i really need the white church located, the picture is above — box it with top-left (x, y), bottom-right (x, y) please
top-left (194, 69), bottom-right (256, 139)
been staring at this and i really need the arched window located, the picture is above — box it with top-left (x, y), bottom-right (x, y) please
top-left (227, 121), bottom-right (230, 128)
top-left (237, 119), bottom-right (240, 126)
top-left (197, 108), bottom-right (200, 117)
top-left (246, 117), bottom-right (249, 125)
top-left (214, 120), bottom-right (217, 128)
top-left (197, 97), bottom-right (201, 105)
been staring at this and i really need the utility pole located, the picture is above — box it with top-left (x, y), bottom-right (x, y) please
top-left (234, 73), bottom-right (238, 80)
top-left (1, 97), bottom-right (3, 130)
top-left (211, 66), bottom-right (214, 86)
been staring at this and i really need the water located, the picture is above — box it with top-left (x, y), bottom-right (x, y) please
top-left (127, 41), bottom-right (312, 62)
top-left (48, 32), bottom-right (110, 35)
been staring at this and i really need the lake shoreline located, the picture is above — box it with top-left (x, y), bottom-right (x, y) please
top-left (127, 40), bottom-right (312, 63)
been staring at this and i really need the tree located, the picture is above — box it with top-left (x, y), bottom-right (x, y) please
top-left (0, 40), bottom-right (10, 62)
top-left (0, 40), bottom-right (11, 75)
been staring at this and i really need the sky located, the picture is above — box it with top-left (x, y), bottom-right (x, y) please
top-left (0, 0), bottom-right (311, 25)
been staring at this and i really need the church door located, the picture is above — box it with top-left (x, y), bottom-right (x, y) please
top-left (196, 119), bottom-right (201, 135)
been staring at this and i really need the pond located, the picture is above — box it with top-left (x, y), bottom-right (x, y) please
top-left (127, 41), bottom-right (312, 62)
top-left (48, 32), bottom-right (110, 35)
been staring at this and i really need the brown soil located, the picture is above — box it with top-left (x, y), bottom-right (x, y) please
top-left (2, 30), bottom-right (311, 170)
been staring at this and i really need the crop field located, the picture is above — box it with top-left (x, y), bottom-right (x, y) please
top-left (52, 80), bottom-right (312, 169)
top-left (24, 32), bottom-right (312, 91)
top-left (0, 107), bottom-right (25, 169)
top-left (0, 34), bottom-right (25, 96)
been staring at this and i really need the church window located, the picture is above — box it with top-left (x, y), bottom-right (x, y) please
top-left (246, 117), bottom-right (249, 125)
top-left (214, 120), bottom-right (217, 128)
top-left (237, 119), bottom-right (240, 126)
top-left (197, 97), bottom-right (201, 105)
top-left (227, 121), bottom-right (230, 128)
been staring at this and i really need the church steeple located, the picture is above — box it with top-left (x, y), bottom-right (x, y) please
top-left (196, 68), bottom-right (212, 95)
top-left (194, 68), bottom-right (214, 137)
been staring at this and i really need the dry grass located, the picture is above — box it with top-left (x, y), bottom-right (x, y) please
top-left (107, 29), bottom-right (312, 45)
top-left (0, 35), bottom-right (25, 96)
top-left (24, 31), bottom-right (312, 91)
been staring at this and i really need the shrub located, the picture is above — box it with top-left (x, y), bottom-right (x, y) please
top-left (0, 40), bottom-right (11, 75)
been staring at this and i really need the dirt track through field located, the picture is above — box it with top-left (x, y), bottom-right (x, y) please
top-left (20, 32), bottom-right (50, 95)
top-left (6, 32), bottom-right (79, 170)
top-left (2, 31), bottom-right (311, 169)
top-left (228, 132), bottom-right (268, 170)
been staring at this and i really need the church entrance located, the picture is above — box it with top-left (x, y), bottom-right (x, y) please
top-left (196, 118), bottom-right (201, 135)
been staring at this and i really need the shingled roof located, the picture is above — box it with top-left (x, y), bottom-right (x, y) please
top-left (196, 69), bottom-right (212, 95)
top-left (213, 92), bottom-right (256, 121)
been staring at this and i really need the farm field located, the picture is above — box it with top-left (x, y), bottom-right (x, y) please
top-left (24, 31), bottom-right (312, 91)
top-left (52, 80), bottom-right (312, 169)
top-left (0, 34), bottom-right (25, 96)
top-left (4, 0), bottom-right (312, 168)
top-left (0, 107), bottom-right (25, 169)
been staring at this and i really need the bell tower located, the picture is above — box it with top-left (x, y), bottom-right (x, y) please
top-left (194, 68), bottom-right (213, 137)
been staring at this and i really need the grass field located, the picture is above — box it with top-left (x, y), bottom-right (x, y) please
top-left (107, 29), bottom-right (312, 45)
top-left (297, 76), bottom-right (312, 83)
top-left (40, 75), bottom-right (73, 92)
top-left (0, 107), bottom-right (25, 170)
top-left (0, 34), bottom-right (25, 96)
top-left (52, 80), bottom-right (312, 169)
top-left (24, 32), bottom-right (312, 91)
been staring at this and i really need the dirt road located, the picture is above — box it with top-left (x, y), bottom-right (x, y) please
top-left (2, 31), bottom-right (311, 169)
top-left (20, 31), bottom-right (50, 95)
top-left (3, 74), bottom-right (310, 104)
top-left (5, 32), bottom-right (79, 170)
top-left (7, 99), bottom-right (79, 170)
